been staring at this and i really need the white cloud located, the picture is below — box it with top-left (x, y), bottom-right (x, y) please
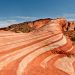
top-left (62, 13), bottom-right (75, 21)
top-left (15, 16), bottom-right (37, 19)
top-left (0, 19), bottom-right (18, 27)
top-left (63, 13), bottom-right (75, 17)
top-left (67, 18), bottom-right (75, 21)
top-left (0, 16), bottom-right (38, 28)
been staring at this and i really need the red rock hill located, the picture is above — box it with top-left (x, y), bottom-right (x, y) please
top-left (0, 18), bottom-right (75, 75)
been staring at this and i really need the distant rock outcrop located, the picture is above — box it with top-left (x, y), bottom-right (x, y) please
top-left (0, 18), bottom-right (52, 33)
top-left (0, 17), bottom-right (75, 36)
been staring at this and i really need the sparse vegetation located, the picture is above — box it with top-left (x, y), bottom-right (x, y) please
top-left (64, 31), bottom-right (75, 43)
top-left (51, 50), bottom-right (75, 57)
top-left (71, 35), bottom-right (75, 41)
top-left (0, 18), bottom-right (51, 33)
top-left (6, 23), bottom-right (35, 33)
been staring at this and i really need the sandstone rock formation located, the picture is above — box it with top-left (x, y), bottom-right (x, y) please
top-left (0, 17), bottom-right (75, 33)
top-left (0, 18), bottom-right (52, 33)
top-left (0, 18), bottom-right (75, 75)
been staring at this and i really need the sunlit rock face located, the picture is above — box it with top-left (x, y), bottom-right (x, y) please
top-left (32, 18), bottom-right (51, 29)
top-left (51, 18), bottom-right (68, 31)
top-left (0, 18), bottom-right (75, 75)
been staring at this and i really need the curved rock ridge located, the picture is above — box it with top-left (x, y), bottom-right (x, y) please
top-left (0, 19), bottom-right (75, 75)
top-left (0, 17), bottom-right (75, 33)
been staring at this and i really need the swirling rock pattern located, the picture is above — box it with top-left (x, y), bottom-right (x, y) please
top-left (0, 19), bottom-right (75, 75)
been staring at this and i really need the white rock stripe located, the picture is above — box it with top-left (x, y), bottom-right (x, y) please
top-left (55, 56), bottom-right (75, 75)
top-left (0, 31), bottom-right (54, 47)
top-left (0, 33), bottom-right (60, 51)
top-left (0, 33), bottom-right (60, 53)
top-left (0, 34), bottom-right (62, 61)
top-left (40, 54), bottom-right (58, 68)
top-left (0, 30), bottom-right (55, 39)
top-left (0, 30), bottom-right (49, 37)
top-left (0, 33), bottom-right (63, 67)
top-left (40, 46), bottom-right (73, 68)
top-left (0, 33), bottom-right (62, 61)
top-left (17, 36), bottom-right (67, 75)
top-left (0, 34), bottom-right (26, 37)
top-left (0, 34), bottom-right (25, 38)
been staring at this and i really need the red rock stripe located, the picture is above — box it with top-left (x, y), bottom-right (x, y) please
top-left (0, 33), bottom-right (63, 61)
top-left (0, 33), bottom-right (62, 54)
top-left (40, 46), bottom-right (73, 68)
top-left (0, 31), bottom-right (54, 46)
top-left (0, 34), bottom-right (64, 71)
top-left (0, 31), bottom-right (60, 46)
top-left (0, 36), bottom-right (64, 75)
top-left (16, 36), bottom-right (66, 75)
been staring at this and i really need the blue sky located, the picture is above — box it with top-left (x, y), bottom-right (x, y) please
top-left (0, 0), bottom-right (75, 27)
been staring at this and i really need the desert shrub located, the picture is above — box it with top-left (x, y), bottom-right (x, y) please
top-left (71, 35), bottom-right (75, 41)
top-left (5, 23), bottom-right (35, 33)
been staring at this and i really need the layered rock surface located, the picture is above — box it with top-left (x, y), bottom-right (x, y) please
top-left (0, 18), bottom-right (75, 75)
